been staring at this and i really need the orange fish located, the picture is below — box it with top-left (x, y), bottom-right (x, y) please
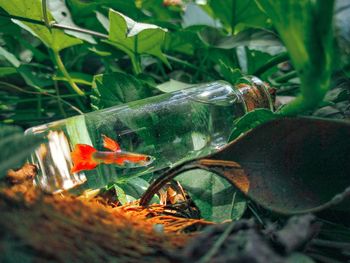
top-left (71, 134), bottom-right (155, 173)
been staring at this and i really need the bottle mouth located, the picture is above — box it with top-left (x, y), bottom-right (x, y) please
top-left (235, 76), bottom-right (274, 112)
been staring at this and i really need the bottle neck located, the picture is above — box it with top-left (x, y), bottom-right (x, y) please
top-left (236, 76), bottom-right (274, 112)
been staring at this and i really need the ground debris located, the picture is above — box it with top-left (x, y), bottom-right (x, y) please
top-left (0, 176), bottom-right (210, 263)
top-left (1, 166), bottom-right (347, 263)
top-left (6, 163), bottom-right (37, 185)
top-left (171, 216), bottom-right (321, 263)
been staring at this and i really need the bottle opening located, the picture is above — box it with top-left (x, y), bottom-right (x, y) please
top-left (235, 76), bottom-right (274, 112)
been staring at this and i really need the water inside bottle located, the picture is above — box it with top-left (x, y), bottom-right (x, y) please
top-left (27, 81), bottom-right (247, 193)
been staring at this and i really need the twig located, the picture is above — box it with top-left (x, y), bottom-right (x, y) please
top-left (165, 55), bottom-right (216, 78)
top-left (0, 13), bottom-right (108, 39)
top-left (196, 222), bottom-right (236, 263)
top-left (54, 78), bottom-right (67, 117)
top-left (52, 23), bottom-right (108, 39)
top-left (0, 81), bottom-right (83, 114)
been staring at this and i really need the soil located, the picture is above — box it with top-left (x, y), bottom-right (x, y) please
top-left (0, 164), bottom-right (211, 263)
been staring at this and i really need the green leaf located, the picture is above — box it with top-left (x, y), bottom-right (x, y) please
top-left (48, 0), bottom-right (96, 44)
top-left (91, 72), bottom-right (153, 109)
top-left (208, 0), bottom-right (269, 33)
top-left (113, 177), bottom-right (159, 204)
top-left (17, 64), bottom-right (53, 89)
top-left (105, 9), bottom-right (169, 68)
top-left (96, 11), bottom-right (109, 32)
top-left (0, 67), bottom-right (17, 77)
top-left (156, 79), bottom-right (192, 93)
top-left (164, 30), bottom-right (201, 55)
top-left (256, 0), bottom-right (335, 115)
top-left (67, 0), bottom-right (145, 20)
top-left (176, 169), bottom-right (247, 222)
top-left (141, 0), bottom-right (182, 23)
top-left (0, 125), bottom-right (45, 177)
top-left (113, 184), bottom-right (128, 204)
top-left (0, 46), bottom-right (21, 67)
top-left (182, 3), bottom-right (221, 28)
top-left (229, 109), bottom-right (278, 141)
top-left (200, 28), bottom-right (284, 55)
top-left (218, 62), bottom-right (243, 85)
top-left (0, 0), bottom-right (82, 51)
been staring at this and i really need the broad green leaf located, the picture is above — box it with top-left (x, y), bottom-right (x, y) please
top-left (182, 3), bottom-right (221, 28)
top-left (0, 46), bottom-right (20, 67)
top-left (111, 177), bottom-right (159, 204)
top-left (0, 10), bottom-right (22, 35)
top-left (96, 11), bottom-right (109, 32)
top-left (156, 79), bottom-right (192, 93)
top-left (0, 0), bottom-right (82, 51)
top-left (208, 0), bottom-right (269, 33)
top-left (17, 64), bottom-right (53, 89)
top-left (256, 0), bottom-right (335, 115)
top-left (121, 177), bottom-right (153, 203)
top-left (229, 109), bottom-right (278, 141)
top-left (0, 125), bottom-right (45, 177)
top-left (66, 0), bottom-right (145, 20)
top-left (113, 184), bottom-right (128, 204)
top-left (199, 28), bottom-right (284, 55)
top-left (176, 169), bottom-right (247, 222)
top-left (0, 67), bottom-right (17, 77)
top-left (218, 62), bottom-right (243, 84)
top-left (91, 72), bottom-right (153, 109)
top-left (141, 0), bottom-right (182, 23)
top-left (17, 37), bottom-right (49, 62)
top-left (105, 9), bottom-right (169, 67)
top-left (164, 30), bottom-right (202, 55)
top-left (48, 0), bottom-right (96, 44)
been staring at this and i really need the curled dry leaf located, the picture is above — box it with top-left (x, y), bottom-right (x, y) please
top-left (141, 117), bottom-right (350, 215)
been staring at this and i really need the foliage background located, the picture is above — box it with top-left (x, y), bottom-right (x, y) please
top-left (0, 0), bottom-right (350, 230)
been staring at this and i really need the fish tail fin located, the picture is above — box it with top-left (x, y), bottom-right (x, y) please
top-left (71, 144), bottom-right (98, 173)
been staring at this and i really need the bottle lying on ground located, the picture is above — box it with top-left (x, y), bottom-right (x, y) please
top-left (26, 76), bottom-right (273, 193)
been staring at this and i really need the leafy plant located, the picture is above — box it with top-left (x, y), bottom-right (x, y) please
top-left (256, 0), bottom-right (335, 115)
top-left (0, 0), bottom-right (349, 228)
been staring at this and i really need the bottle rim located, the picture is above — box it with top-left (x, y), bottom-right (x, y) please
top-left (235, 76), bottom-right (274, 112)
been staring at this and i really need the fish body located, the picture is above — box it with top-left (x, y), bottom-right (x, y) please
top-left (71, 135), bottom-right (155, 173)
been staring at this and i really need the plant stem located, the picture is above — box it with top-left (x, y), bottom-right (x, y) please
top-left (37, 94), bottom-right (42, 117)
top-left (132, 35), bottom-right (142, 74)
top-left (0, 81), bottom-right (84, 114)
top-left (41, 0), bottom-right (51, 30)
top-left (165, 54), bottom-right (216, 78)
top-left (52, 23), bottom-right (108, 39)
top-left (0, 13), bottom-right (108, 39)
top-left (197, 222), bottom-right (236, 263)
top-left (54, 78), bottom-right (67, 117)
top-left (253, 52), bottom-right (289, 76)
top-left (273, 70), bottom-right (298, 83)
top-left (52, 50), bottom-right (85, 96)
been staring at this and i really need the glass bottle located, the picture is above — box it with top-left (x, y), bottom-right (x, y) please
top-left (26, 76), bottom-right (273, 193)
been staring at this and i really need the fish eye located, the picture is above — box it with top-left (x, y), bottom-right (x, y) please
top-left (146, 156), bottom-right (151, 162)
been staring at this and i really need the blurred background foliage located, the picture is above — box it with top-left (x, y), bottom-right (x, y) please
top-left (0, 0), bottom-right (349, 128)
